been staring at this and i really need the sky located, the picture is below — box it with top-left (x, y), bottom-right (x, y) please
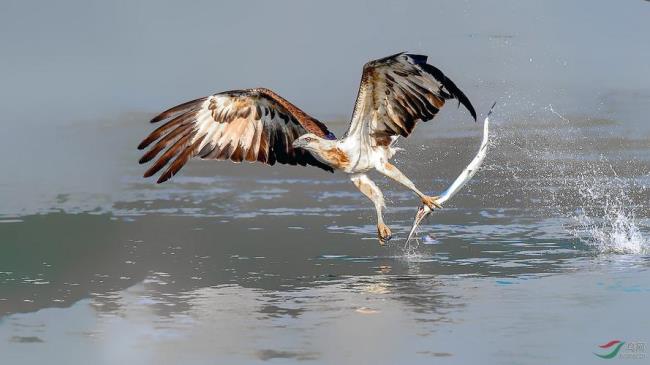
top-left (1, 0), bottom-right (649, 126)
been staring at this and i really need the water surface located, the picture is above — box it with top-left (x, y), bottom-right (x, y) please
top-left (1, 0), bottom-right (650, 364)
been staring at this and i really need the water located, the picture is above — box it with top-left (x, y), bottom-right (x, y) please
top-left (1, 104), bottom-right (649, 363)
top-left (2, 1), bottom-right (650, 364)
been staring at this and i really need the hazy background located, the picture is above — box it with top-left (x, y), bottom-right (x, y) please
top-left (1, 2), bottom-right (650, 364)
top-left (1, 0), bottom-right (649, 123)
top-left (1, 0), bottom-right (649, 217)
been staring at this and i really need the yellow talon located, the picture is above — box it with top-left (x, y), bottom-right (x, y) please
top-left (421, 195), bottom-right (442, 210)
top-left (377, 223), bottom-right (392, 245)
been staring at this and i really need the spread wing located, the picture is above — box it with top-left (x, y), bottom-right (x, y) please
top-left (138, 88), bottom-right (335, 183)
top-left (345, 52), bottom-right (476, 141)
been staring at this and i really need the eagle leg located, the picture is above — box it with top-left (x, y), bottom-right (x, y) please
top-left (376, 162), bottom-right (442, 210)
top-left (350, 174), bottom-right (391, 245)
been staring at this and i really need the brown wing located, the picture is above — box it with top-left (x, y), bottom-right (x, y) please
top-left (345, 53), bottom-right (476, 140)
top-left (138, 88), bottom-right (335, 183)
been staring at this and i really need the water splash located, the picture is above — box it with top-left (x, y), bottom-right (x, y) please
top-left (539, 105), bottom-right (650, 255)
top-left (402, 236), bottom-right (422, 259)
top-left (574, 208), bottom-right (647, 254)
top-left (484, 103), bottom-right (649, 255)
top-left (571, 171), bottom-right (649, 255)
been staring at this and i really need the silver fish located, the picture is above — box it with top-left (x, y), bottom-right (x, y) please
top-left (405, 103), bottom-right (495, 244)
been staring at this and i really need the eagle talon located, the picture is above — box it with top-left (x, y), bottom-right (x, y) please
top-left (377, 223), bottom-right (392, 245)
top-left (421, 195), bottom-right (442, 210)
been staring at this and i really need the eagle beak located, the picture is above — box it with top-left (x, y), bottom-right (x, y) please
top-left (292, 139), bottom-right (306, 149)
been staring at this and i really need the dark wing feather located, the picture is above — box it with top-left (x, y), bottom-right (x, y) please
top-left (346, 52), bottom-right (476, 140)
top-left (138, 88), bottom-right (335, 183)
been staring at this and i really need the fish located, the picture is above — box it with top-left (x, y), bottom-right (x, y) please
top-left (405, 102), bottom-right (495, 244)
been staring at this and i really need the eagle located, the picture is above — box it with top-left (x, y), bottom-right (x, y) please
top-left (138, 52), bottom-right (477, 244)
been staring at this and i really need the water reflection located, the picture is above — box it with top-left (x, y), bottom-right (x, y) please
top-left (2, 273), bottom-right (468, 363)
top-left (0, 100), bottom-right (648, 364)
top-left (3, 266), bottom-right (650, 364)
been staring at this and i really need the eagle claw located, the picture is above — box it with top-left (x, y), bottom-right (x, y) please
top-left (421, 195), bottom-right (442, 210)
top-left (377, 223), bottom-right (392, 245)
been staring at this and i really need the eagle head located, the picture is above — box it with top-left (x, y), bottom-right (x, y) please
top-left (292, 133), bottom-right (332, 151)
top-left (293, 133), bottom-right (347, 169)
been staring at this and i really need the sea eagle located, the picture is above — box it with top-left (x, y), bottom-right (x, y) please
top-left (138, 52), bottom-right (477, 244)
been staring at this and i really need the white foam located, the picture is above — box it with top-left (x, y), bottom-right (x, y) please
top-left (574, 205), bottom-right (648, 255)
top-left (569, 162), bottom-right (648, 255)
